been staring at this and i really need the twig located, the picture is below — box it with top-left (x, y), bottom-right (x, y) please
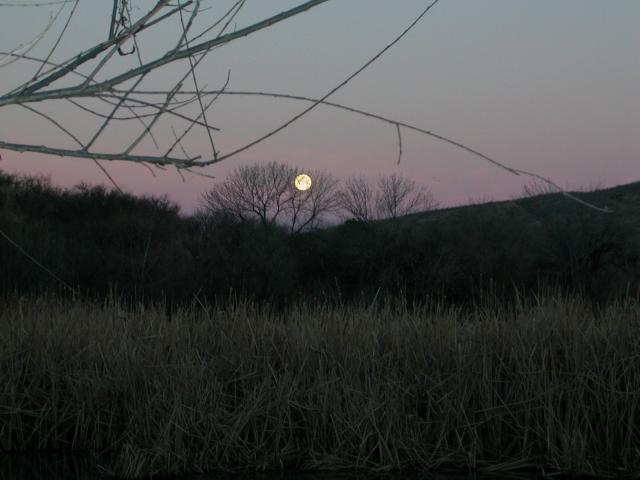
top-left (189, 0), bottom-right (244, 43)
top-left (171, 125), bottom-right (191, 160)
top-left (176, 1), bottom-right (219, 160)
top-left (165, 69), bottom-right (230, 159)
top-left (8, 0), bottom-right (173, 98)
top-left (93, 160), bottom-right (124, 193)
top-left (84, 74), bottom-right (149, 150)
top-left (74, 94), bottom-right (214, 133)
top-left (0, 0), bottom-right (331, 106)
top-left (114, 89), bottom-right (613, 213)
top-left (396, 123), bottom-right (403, 165)
top-left (17, 104), bottom-right (124, 192)
top-left (0, 141), bottom-right (200, 165)
top-left (0, 227), bottom-right (73, 292)
top-left (123, 57), bottom-right (206, 155)
top-left (203, 0), bottom-right (442, 165)
top-left (108, 0), bottom-right (119, 40)
top-left (31, 0), bottom-right (79, 80)
top-left (0, 3), bottom-right (65, 68)
top-left (182, 168), bottom-right (215, 179)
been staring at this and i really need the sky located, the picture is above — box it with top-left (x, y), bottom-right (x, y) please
top-left (1, 0), bottom-right (639, 214)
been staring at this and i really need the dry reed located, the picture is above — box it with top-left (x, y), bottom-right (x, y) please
top-left (1, 294), bottom-right (640, 478)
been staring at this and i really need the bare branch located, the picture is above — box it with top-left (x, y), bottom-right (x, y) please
top-left (189, 0), bottom-right (244, 44)
top-left (85, 74), bottom-right (149, 150)
top-left (0, 3), bottom-right (66, 68)
top-left (0, 140), bottom-right (199, 165)
top-left (0, 227), bottom-right (73, 292)
top-left (6, 0), bottom-right (173, 97)
top-left (338, 176), bottom-right (375, 222)
top-left (376, 172), bottom-right (439, 219)
top-left (396, 124), bottom-right (403, 165)
top-left (165, 69), bottom-right (230, 160)
top-left (202, 0), bottom-right (441, 166)
top-left (108, 0), bottom-right (119, 40)
top-left (119, 88), bottom-right (614, 213)
top-left (175, 1), bottom-right (219, 160)
top-left (0, 0), bottom-right (330, 106)
top-left (30, 0), bottom-right (79, 80)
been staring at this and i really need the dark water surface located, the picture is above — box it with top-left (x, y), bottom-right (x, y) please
top-left (0, 453), bottom-right (575, 480)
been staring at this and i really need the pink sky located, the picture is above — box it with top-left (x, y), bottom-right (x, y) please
top-left (1, 1), bottom-right (638, 214)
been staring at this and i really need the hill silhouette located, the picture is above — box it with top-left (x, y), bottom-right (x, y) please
top-left (298, 181), bottom-right (639, 307)
top-left (1, 170), bottom-right (638, 309)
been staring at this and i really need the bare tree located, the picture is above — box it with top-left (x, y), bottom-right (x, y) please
top-left (201, 161), bottom-right (339, 233)
top-left (375, 172), bottom-right (439, 219)
top-left (202, 161), bottom-right (293, 227)
top-left (286, 169), bottom-right (340, 233)
top-left (337, 176), bottom-right (375, 222)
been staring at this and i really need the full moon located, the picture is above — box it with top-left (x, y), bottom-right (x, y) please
top-left (294, 173), bottom-right (312, 191)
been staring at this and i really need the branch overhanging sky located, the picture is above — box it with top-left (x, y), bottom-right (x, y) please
top-left (0, 0), bottom-right (638, 213)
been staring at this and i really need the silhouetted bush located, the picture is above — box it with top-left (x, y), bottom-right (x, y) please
top-left (187, 211), bottom-right (297, 307)
top-left (0, 170), bottom-right (638, 309)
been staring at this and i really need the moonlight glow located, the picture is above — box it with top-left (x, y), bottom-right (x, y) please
top-left (294, 174), bottom-right (312, 191)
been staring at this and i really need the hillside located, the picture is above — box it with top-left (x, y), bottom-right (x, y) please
top-left (300, 181), bottom-right (640, 306)
top-left (389, 180), bottom-right (640, 231)
top-left (1, 171), bottom-right (639, 308)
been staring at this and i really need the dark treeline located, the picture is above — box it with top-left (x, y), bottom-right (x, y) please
top-left (1, 170), bottom-right (639, 311)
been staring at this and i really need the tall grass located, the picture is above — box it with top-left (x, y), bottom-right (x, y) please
top-left (1, 294), bottom-right (640, 478)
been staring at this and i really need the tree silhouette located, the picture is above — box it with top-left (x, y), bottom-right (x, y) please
top-left (375, 173), bottom-right (439, 219)
top-left (338, 176), bottom-right (375, 222)
top-left (201, 161), bottom-right (339, 233)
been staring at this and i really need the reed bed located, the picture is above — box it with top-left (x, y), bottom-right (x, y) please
top-left (1, 294), bottom-right (640, 479)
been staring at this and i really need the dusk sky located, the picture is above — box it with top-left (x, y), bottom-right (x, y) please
top-left (1, 0), bottom-right (638, 214)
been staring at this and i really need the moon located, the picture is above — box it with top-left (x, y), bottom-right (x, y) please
top-left (294, 173), bottom-right (312, 191)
